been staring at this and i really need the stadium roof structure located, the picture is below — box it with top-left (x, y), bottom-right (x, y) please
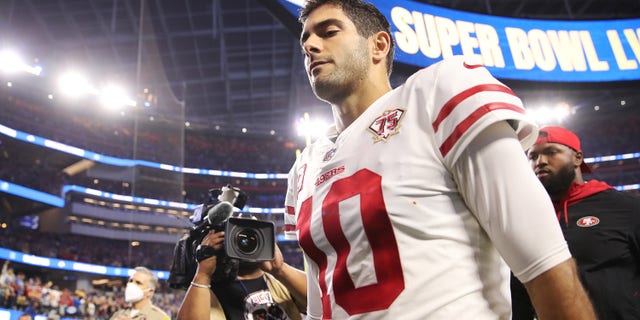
top-left (1, 0), bottom-right (639, 138)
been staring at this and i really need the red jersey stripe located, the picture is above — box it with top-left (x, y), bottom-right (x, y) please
top-left (439, 102), bottom-right (525, 158)
top-left (432, 84), bottom-right (516, 133)
top-left (297, 198), bottom-right (333, 318)
top-left (285, 206), bottom-right (296, 232)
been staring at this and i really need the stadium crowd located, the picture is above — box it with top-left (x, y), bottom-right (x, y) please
top-left (0, 94), bottom-right (299, 173)
top-left (0, 224), bottom-right (304, 319)
top-left (0, 228), bottom-right (175, 270)
top-left (1, 259), bottom-right (184, 320)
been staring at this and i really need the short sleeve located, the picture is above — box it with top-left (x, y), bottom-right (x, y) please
top-left (417, 56), bottom-right (537, 167)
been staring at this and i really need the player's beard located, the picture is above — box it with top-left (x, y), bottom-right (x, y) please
top-left (539, 162), bottom-right (576, 199)
top-left (310, 37), bottom-right (370, 103)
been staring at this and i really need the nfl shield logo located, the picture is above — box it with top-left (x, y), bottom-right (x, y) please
top-left (323, 148), bottom-right (337, 161)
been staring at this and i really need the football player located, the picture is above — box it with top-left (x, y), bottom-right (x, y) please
top-left (274, 1), bottom-right (596, 319)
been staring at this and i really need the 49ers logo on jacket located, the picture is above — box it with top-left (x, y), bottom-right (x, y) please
top-left (577, 216), bottom-right (600, 227)
top-left (368, 108), bottom-right (406, 142)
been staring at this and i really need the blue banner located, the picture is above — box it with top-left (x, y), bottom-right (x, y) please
top-left (278, 0), bottom-right (640, 82)
top-left (0, 123), bottom-right (287, 180)
top-left (0, 247), bottom-right (169, 280)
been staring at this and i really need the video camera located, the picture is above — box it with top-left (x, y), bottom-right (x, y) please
top-left (168, 185), bottom-right (275, 289)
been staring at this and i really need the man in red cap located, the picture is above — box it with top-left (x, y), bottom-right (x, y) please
top-left (511, 125), bottom-right (640, 319)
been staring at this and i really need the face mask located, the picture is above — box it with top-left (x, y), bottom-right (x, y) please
top-left (124, 283), bottom-right (147, 303)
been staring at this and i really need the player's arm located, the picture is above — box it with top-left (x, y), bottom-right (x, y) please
top-left (264, 166), bottom-right (310, 312)
top-left (177, 230), bottom-right (223, 320)
top-left (261, 244), bottom-right (308, 311)
top-left (523, 258), bottom-right (594, 319)
top-left (451, 121), bottom-right (595, 319)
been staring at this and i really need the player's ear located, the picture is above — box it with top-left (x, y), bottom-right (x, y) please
top-left (574, 151), bottom-right (584, 168)
top-left (371, 31), bottom-right (391, 64)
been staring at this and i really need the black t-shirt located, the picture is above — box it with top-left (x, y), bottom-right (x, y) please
top-left (213, 276), bottom-right (289, 320)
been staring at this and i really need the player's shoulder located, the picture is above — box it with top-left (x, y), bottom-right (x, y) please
top-left (418, 55), bottom-right (483, 74)
top-left (607, 188), bottom-right (640, 206)
top-left (408, 55), bottom-right (489, 88)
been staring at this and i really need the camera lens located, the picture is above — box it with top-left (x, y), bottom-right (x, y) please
top-left (235, 228), bottom-right (259, 254)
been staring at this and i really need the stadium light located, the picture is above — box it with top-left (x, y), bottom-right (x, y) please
top-left (99, 84), bottom-right (136, 109)
top-left (0, 50), bottom-right (24, 74)
top-left (525, 102), bottom-right (573, 125)
top-left (58, 71), bottom-right (95, 98)
top-left (0, 50), bottom-right (43, 76)
top-left (31, 65), bottom-right (43, 76)
top-left (296, 112), bottom-right (330, 142)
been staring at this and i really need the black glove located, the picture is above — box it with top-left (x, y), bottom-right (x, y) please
top-left (195, 244), bottom-right (239, 283)
top-left (195, 244), bottom-right (222, 263)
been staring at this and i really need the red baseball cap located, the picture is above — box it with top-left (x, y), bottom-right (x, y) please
top-left (534, 126), bottom-right (592, 173)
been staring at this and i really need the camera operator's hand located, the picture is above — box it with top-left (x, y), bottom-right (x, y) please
top-left (178, 230), bottom-right (225, 320)
top-left (195, 230), bottom-right (225, 279)
top-left (260, 244), bottom-right (308, 311)
top-left (260, 243), bottom-right (284, 275)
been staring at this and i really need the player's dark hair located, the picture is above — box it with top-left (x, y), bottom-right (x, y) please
top-left (299, 0), bottom-right (395, 76)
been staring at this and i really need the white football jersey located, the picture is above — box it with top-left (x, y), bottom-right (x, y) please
top-left (284, 56), bottom-right (567, 319)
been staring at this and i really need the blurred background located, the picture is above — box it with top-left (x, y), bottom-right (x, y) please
top-left (0, 0), bottom-right (638, 319)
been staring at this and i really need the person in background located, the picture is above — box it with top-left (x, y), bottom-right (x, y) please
top-left (110, 266), bottom-right (170, 320)
top-left (22, 300), bottom-right (40, 319)
top-left (512, 125), bottom-right (640, 319)
top-left (58, 288), bottom-right (74, 316)
top-left (14, 271), bottom-right (27, 310)
top-left (0, 260), bottom-right (16, 308)
top-left (276, 0), bottom-right (597, 318)
top-left (176, 185), bottom-right (305, 320)
top-left (17, 313), bottom-right (32, 320)
top-left (176, 230), bottom-right (304, 320)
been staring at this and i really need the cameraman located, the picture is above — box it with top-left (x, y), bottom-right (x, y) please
top-left (176, 229), bottom-right (306, 320)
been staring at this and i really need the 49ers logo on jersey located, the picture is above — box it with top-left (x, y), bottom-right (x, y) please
top-left (577, 216), bottom-right (600, 227)
top-left (368, 108), bottom-right (406, 142)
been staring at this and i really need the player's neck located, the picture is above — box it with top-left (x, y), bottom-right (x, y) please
top-left (332, 80), bottom-right (392, 133)
top-left (573, 171), bottom-right (585, 185)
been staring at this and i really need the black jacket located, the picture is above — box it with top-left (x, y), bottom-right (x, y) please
top-left (511, 180), bottom-right (640, 320)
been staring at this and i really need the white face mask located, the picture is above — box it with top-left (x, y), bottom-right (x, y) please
top-left (124, 283), bottom-right (147, 303)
